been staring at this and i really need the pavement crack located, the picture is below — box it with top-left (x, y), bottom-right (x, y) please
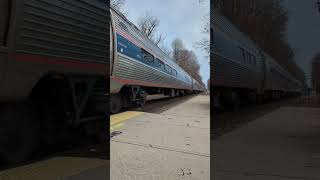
top-left (111, 139), bottom-right (210, 157)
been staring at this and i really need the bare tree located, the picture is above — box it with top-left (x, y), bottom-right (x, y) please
top-left (137, 12), bottom-right (165, 46)
top-left (195, 13), bottom-right (210, 58)
top-left (111, 0), bottom-right (127, 15)
top-left (159, 42), bottom-right (172, 57)
top-left (171, 38), bottom-right (203, 84)
top-left (172, 38), bottom-right (185, 61)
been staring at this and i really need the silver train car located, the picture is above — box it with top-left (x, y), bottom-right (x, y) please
top-left (211, 12), bottom-right (302, 107)
top-left (263, 53), bottom-right (302, 96)
top-left (110, 8), bottom-right (205, 113)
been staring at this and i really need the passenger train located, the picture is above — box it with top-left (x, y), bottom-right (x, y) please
top-left (211, 12), bottom-right (302, 108)
top-left (110, 8), bottom-right (205, 113)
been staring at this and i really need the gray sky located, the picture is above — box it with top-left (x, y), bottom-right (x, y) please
top-left (283, 0), bottom-right (320, 86)
top-left (123, 0), bottom-right (210, 86)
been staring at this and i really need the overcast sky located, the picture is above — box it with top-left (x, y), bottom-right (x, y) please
top-left (123, 0), bottom-right (210, 86)
top-left (283, 0), bottom-right (320, 86)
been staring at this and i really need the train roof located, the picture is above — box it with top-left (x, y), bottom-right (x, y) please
top-left (110, 7), bottom-right (192, 79)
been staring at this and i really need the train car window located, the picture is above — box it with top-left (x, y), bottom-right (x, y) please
top-left (186, 76), bottom-right (190, 82)
top-left (242, 50), bottom-right (246, 62)
top-left (246, 51), bottom-right (250, 64)
top-left (165, 64), bottom-right (170, 73)
top-left (252, 55), bottom-right (255, 65)
top-left (169, 66), bottom-right (173, 74)
top-left (249, 53), bottom-right (253, 64)
top-left (160, 60), bottom-right (165, 70)
top-left (173, 69), bottom-right (177, 76)
top-left (240, 48), bottom-right (245, 62)
top-left (155, 58), bottom-right (164, 68)
top-left (0, 0), bottom-right (10, 47)
top-left (142, 49), bottom-right (154, 64)
top-left (155, 58), bottom-right (160, 66)
top-left (119, 21), bottom-right (128, 31)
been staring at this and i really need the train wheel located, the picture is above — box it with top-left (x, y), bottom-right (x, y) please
top-left (110, 94), bottom-right (123, 114)
top-left (182, 91), bottom-right (185, 96)
top-left (0, 102), bottom-right (40, 163)
top-left (170, 89), bottom-right (175, 97)
top-left (175, 90), bottom-right (180, 97)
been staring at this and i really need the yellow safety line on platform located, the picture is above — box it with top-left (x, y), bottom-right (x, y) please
top-left (110, 111), bottom-right (144, 126)
top-left (110, 123), bottom-right (124, 131)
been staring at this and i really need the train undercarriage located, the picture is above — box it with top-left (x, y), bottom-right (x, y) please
top-left (0, 75), bottom-right (107, 163)
top-left (109, 86), bottom-right (196, 114)
top-left (212, 87), bottom-right (300, 111)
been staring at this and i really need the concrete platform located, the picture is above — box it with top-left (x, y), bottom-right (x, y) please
top-left (0, 157), bottom-right (109, 180)
top-left (213, 107), bottom-right (320, 179)
top-left (0, 143), bottom-right (108, 180)
top-left (110, 95), bottom-right (210, 180)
